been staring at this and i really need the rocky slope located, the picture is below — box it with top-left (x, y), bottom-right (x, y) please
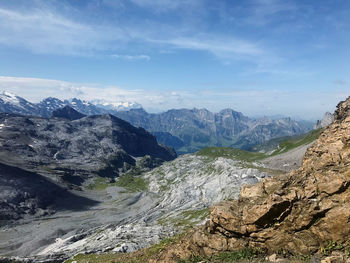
top-left (0, 110), bottom-right (175, 220)
top-left (0, 162), bottom-right (98, 222)
top-left (151, 96), bottom-right (350, 263)
top-left (0, 152), bottom-right (269, 262)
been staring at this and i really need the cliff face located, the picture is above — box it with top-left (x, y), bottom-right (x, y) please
top-left (313, 111), bottom-right (334, 129)
top-left (152, 97), bottom-right (350, 262)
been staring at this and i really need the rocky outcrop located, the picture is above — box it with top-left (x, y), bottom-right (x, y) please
top-left (314, 112), bottom-right (334, 129)
top-left (152, 96), bottom-right (350, 262)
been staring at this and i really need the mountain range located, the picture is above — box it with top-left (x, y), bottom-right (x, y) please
top-left (0, 91), bottom-right (313, 153)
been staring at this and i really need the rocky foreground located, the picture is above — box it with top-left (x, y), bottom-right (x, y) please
top-left (150, 97), bottom-right (350, 262)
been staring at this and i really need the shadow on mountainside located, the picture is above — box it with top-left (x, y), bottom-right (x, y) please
top-left (0, 162), bottom-right (99, 222)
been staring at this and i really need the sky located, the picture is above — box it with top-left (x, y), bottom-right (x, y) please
top-left (0, 0), bottom-right (349, 120)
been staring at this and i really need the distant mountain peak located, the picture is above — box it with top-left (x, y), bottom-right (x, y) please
top-left (92, 99), bottom-right (142, 111)
top-left (0, 91), bottom-right (21, 104)
top-left (51, 105), bottom-right (86, 120)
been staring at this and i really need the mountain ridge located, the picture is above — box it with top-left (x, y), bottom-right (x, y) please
top-left (0, 91), bottom-right (314, 153)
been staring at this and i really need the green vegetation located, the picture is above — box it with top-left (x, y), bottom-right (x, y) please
top-left (158, 208), bottom-right (210, 229)
top-left (270, 129), bottom-right (323, 156)
top-left (320, 240), bottom-right (348, 256)
top-left (197, 129), bottom-right (323, 163)
top-left (178, 248), bottom-right (263, 263)
top-left (115, 173), bottom-right (148, 192)
top-left (87, 168), bottom-right (148, 192)
top-left (196, 147), bottom-right (266, 162)
top-left (86, 176), bottom-right (113, 191)
top-left (64, 234), bottom-right (185, 263)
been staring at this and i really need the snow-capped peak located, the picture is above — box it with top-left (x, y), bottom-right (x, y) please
top-left (0, 91), bottom-right (21, 105)
top-left (92, 100), bottom-right (142, 111)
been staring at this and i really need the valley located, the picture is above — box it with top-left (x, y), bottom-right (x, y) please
top-left (0, 1), bottom-right (348, 262)
top-left (0, 114), bottom-right (316, 262)
top-left (0, 92), bottom-right (341, 263)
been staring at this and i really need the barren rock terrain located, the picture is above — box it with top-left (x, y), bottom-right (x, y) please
top-left (151, 97), bottom-right (350, 263)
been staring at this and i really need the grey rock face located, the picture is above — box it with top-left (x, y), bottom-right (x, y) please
top-left (313, 112), bottom-right (334, 129)
top-left (0, 162), bottom-right (98, 221)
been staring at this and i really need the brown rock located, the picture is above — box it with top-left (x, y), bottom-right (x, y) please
top-left (150, 96), bottom-right (350, 263)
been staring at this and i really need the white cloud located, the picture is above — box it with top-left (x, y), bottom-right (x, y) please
top-left (111, 54), bottom-right (151, 61)
top-left (152, 36), bottom-right (263, 58)
top-left (0, 76), bottom-right (348, 120)
top-left (147, 35), bottom-right (273, 65)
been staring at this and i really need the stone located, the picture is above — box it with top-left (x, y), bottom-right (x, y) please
top-left (151, 96), bottom-right (350, 263)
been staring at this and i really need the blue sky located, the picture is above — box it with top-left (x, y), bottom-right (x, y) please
top-left (0, 0), bottom-right (349, 119)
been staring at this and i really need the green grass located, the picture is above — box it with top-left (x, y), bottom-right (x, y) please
top-left (196, 129), bottom-right (323, 163)
top-left (86, 170), bottom-right (148, 192)
top-left (270, 129), bottom-right (323, 156)
top-left (115, 173), bottom-right (148, 192)
top-left (178, 248), bottom-right (263, 263)
top-left (158, 208), bottom-right (210, 229)
top-left (64, 234), bottom-right (185, 263)
top-left (86, 176), bottom-right (113, 191)
top-left (196, 147), bottom-right (266, 162)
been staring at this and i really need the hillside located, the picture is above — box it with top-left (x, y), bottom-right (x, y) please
top-left (149, 96), bottom-right (350, 262)
top-left (0, 109), bottom-right (175, 220)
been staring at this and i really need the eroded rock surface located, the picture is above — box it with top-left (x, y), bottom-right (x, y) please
top-left (152, 97), bottom-right (350, 263)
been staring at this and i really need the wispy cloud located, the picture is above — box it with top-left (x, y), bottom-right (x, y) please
top-left (0, 2), bottom-right (272, 64)
top-left (128, 0), bottom-right (199, 12)
top-left (0, 76), bottom-right (347, 120)
top-left (149, 35), bottom-right (267, 63)
top-left (0, 7), bottom-right (128, 55)
top-left (247, 0), bottom-right (297, 26)
top-left (111, 54), bottom-right (151, 61)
